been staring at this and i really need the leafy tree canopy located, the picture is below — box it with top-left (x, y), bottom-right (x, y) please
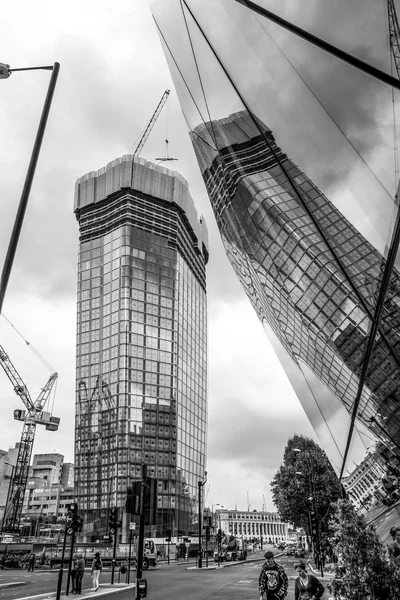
top-left (330, 499), bottom-right (400, 600)
top-left (270, 434), bottom-right (342, 532)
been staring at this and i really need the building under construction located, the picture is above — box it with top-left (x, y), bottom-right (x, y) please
top-left (73, 156), bottom-right (209, 542)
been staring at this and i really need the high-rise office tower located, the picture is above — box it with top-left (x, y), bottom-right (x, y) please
top-left (150, 0), bottom-right (400, 479)
top-left (73, 156), bottom-right (208, 542)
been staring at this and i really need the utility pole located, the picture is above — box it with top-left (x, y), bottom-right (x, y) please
top-left (136, 464), bottom-right (147, 599)
top-left (197, 472), bottom-right (207, 568)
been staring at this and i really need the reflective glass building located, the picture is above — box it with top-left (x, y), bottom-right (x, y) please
top-left (150, 0), bottom-right (400, 482)
top-left (73, 156), bottom-right (208, 541)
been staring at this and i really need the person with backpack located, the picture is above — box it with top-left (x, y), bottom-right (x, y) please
top-left (91, 551), bottom-right (102, 591)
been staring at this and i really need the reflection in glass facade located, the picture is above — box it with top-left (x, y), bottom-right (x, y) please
top-left (73, 156), bottom-right (208, 542)
top-left (150, 0), bottom-right (400, 483)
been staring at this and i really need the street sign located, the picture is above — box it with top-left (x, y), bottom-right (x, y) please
top-left (129, 522), bottom-right (136, 530)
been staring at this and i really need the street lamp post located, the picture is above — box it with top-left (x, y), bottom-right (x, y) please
top-left (211, 504), bottom-right (225, 567)
top-left (0, 62), bottom-right (60, 316)
top-left (197, 471), bottom-right (207, 569)
top-left (293, 448), bottom-right (324, 577)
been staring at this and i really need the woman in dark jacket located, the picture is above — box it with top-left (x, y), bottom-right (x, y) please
top-left (294, 561), bottom-right (325, 600)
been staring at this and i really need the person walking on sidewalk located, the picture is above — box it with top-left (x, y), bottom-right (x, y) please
top-left (75, 553), bottom-right (85, 595)
top-left (259, 550), bottom-right (288, 600)
top-left (27, 553), bottom-right (35, 572)
top-left (91, 551), bottom-right (102, 591)
top-left (71, 554), bottom-right (78, 594)
top-left (294, 560), bottom-right (325, 600)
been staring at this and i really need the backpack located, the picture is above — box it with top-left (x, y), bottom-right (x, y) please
top-left (94, 557), bottom-right (102, 570)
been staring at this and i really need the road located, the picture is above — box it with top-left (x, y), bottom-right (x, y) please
top-left (0, 553), bottom-right (331, 600)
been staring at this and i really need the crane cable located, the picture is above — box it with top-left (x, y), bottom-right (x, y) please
top-left (1, 313), bottom-right (56, 374)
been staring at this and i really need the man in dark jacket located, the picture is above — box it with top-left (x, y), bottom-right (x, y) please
top-left (75, 553), bottom-right (85, 595)
top-left (259, 550), bottom-right (288, 599)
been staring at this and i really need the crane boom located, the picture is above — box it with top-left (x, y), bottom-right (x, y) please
top-left (388, 0), bottom-right (400, 79)
top-left (0, 345), bottom-right (59, 533)
top-left (133, 89), bottom-right (170, 157)
top-left (0, 344), bottom-right (34, 411)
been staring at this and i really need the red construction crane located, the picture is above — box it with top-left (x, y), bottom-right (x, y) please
top-left (0, 344), bottom-right (59, 533)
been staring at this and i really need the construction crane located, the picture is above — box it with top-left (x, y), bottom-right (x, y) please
top-left (388, 0), bottom-right (400, 78)
top-left (0, 344), bottom-right (59, 533)
top-left (133, 89), bottom-right (170, 157)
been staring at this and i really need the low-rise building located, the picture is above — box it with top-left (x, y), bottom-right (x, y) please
top-left (213, 509), bottom-right (288, 543)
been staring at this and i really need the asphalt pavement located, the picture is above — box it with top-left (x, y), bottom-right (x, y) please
top-left (0, 548), bottom-right (335, 600)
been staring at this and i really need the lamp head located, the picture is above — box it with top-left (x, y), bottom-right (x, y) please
top-left (0, 63), bottom-right (11, 79)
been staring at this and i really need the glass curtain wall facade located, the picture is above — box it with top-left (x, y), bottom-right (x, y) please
top-left (150, 0), bottom-right (400, 483)
top-left (74, 156), bottom-right (208, 542)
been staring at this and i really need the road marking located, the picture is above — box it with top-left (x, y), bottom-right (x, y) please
top-left (238, 579), bottom-right (253, 583)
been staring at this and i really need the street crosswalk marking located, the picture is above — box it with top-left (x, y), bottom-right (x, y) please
top-left (238, 580), bottom-right (253, 583)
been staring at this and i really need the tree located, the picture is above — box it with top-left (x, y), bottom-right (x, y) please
top-left (270, 434), bottom-right (342, 533)
top-left (330, 499), bottom-right (400, 600)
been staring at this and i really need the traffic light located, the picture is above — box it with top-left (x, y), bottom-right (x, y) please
top-left (205, 526), bottom-right (210, 542)
top-left (143, 476), bottom-right (157, 526)
top-left (309, 510), bottom-right (318, 537)
top-left (66, 503), bottom-right (81, 534)
top-left (109, 507), bottom-right (118, 535)
top-left (125, 481), bottom-right (141, 515)
top-left (166, 528), bottom-right (172, 542)
top-left (217, 529), bottom-right (222, 543)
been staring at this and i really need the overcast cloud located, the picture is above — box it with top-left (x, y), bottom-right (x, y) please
top-left (1, 0), bottom-right (397, 513)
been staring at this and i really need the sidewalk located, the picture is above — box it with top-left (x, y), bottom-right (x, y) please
top-left (17, 583), bottom-right (136, 600)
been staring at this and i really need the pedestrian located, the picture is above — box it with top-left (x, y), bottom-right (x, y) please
top-left (388, 526), bottom-right (400, 560)
top-left (75, 553), bottom-right (85, 594)
top-left (91, 551), bottom-right (102, 591)
top-left (259, 550), bottom-right (288, 600)
top-left (71, 554), bottom-right (78, 594)
top-left (157, 548), bottom-right (161, 562)
top-left (294, 560), bottom-right (325, 600)
top-left (27, 553), bottom-right (35, 572)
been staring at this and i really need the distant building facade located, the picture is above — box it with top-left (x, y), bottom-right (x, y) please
top-left (342, 452), bottom-right (386, 511)
top-left (214, 509), bottom-right (287, 542)
top-left (0, 448), bottom-right (74, 536)
top-left (74, 156), bottom-right (209, 542)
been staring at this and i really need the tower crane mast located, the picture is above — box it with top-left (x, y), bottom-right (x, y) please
top-left (133, 89), bottom-right (170, 157)
top-left (388, 0), bottom-right (400, 79)
top-left (0, 344), bottom-right (59, 533)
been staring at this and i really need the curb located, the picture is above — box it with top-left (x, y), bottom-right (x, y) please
top-left (17, 584), bottom-right (136, 600)
top-left (0, 582), bottom-right (26, 589)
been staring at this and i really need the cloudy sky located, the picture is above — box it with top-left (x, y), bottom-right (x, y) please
top-left (0, 0), bottom-right (396, 512)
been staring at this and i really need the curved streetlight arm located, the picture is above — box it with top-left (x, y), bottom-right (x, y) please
top-left (0, 61), bottom-right (60, 315)
top-left (10, 66), bottom-right (54, 73)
